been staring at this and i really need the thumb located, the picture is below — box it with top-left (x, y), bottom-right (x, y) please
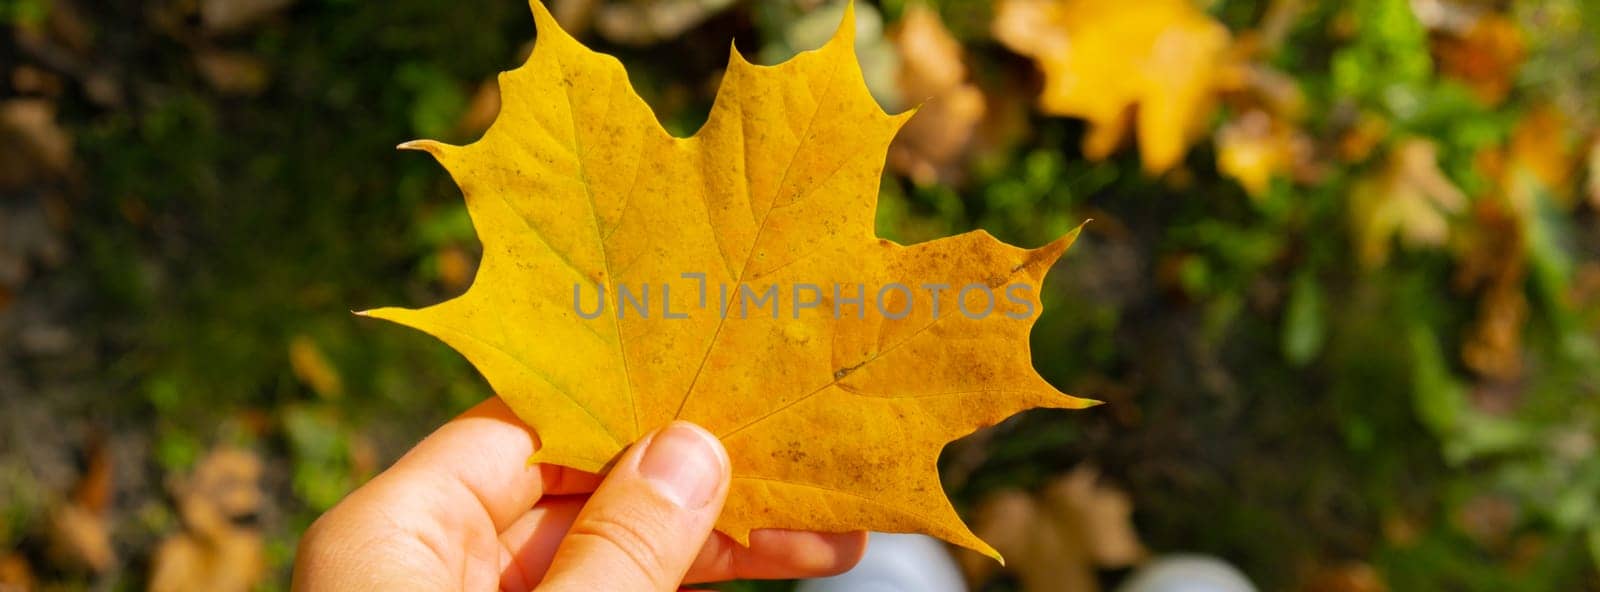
top-left (537, 421), bottom-right (731, 591)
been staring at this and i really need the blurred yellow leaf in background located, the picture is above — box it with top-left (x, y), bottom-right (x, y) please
top-left (1349, 138), bottom-right (1466, 268)
top-left (992, 0), bottom-right (1231, 173)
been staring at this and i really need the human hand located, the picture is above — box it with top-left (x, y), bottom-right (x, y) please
top-left (293, 397), bottom-right (866, 591)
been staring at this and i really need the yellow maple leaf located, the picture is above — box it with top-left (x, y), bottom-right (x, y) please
top-left (992, 0), bottom-right (1231, 173)
top-left (362, 1), bottom-right (1092, 559)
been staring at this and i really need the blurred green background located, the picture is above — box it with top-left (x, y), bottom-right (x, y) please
top-left (3, 0), bottom-right (1600, 589)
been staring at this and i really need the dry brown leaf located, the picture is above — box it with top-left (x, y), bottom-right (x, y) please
top-left (1446, 104), bottom-right (1582, 380)
top-left (45, 435), bottom-right (114, 573)
top-left (46, 505), bottom-right (113, 573)
top-left (455, 78), bottom-right (503, 140)
top-left (194, 50), bottom-right (271, 96)
top-left (149, 529), bottom-right (263, 592)
top-left (0, 553), bottom-right (33, 591)
top-left (1300, 561), bottom-right (1387, 592)
top-left (150, 448), bottom-right (265, 592)
top-left (1, 100), bottom-right (74, 180)
top-left (887, 5), bottom-right (986, 186)
top-left (1451, 182), bottom-right (1523, 380)
top-left (201, 0), bottom-right (295, 34)
top-left (11, 65), bottom-right (64, 97)
top-left (993, 0), bottom-right (1231, 173)
top-left (959, 466), bottom-right (1146, 592)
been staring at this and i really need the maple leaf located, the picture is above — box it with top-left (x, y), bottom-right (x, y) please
top-left (362, 1), bottom-right (1092, 559)
top-left (992, 0), bottom-right (1231, 174)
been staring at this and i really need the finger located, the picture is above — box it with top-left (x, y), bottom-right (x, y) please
top-left (381, 397), bottom-right (600, 531)
top-left (536, 421), bottom-right (730, 592)
top-left (499, 495), bottom-right (863, 586)
top-left (499, 496), bottom-right (586, 592)
top-left (683, 529), bottom-right (867, 583)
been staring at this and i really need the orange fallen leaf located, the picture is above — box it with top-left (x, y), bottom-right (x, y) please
top-left (992, 0), bottom-right (1231, 173)
top-left (1300, 561), bottom-right (1387, 592)
top-left (365, 1), bottom-right (1093, 559)
top-left (0, 553), bottom-right (32, 590)
top-left (1503, 103), bottom-right (1577, 210)
top-left (1432, 13), bottom-right (1524, 107)
top-left (45, 434), bottom-right (114, 573)
top-left (1337, 111), bottom-right (1390, 164)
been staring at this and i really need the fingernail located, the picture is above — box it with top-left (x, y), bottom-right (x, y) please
top-left (639, 422), bottom-right (726, 509)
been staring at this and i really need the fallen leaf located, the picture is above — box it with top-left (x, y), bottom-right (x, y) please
top-left (149, 448), bottom-right (265, 592)
top-left (887, 5), bottom-right (985, 186)
top-left (590, 0), bottom-right (736, 46)
top-left (1432, 13), bottom-right (1524, 106)
top-left (1300, 561), bottom-right (1386, 592)
top-left (992, 0), bottom-right (1231, 173)
top-left (194, 50), bottom-right (271, 96)
top-left (1349, 138), bottom-right (1466, 268)
top-left (11, 64), bottom-right (64, 96)
top-left (149, 530), bottom-right (263, 592)
top-left (1337, 111), bottom-right (1390, 163)
top-left (1453, 199), bottom-right (1525, 384)
top-left (1452, 121), bottom-right (1543, 381)
top-left (0, 553), bottom-right (32, 591)
top-left (1455, 493), bottom-right (1519, 550)
top-left (1, 99), bottom-right (74, 180)
top-left (1216, 108), bottom-right (1303, 198)
top-left (45, 434), bottom-right (114, 573)
top-left (47, 505), bottom-right (113, 573)
top-left (200, 0), bottom-right (295, 34)
top-left (1214, 30), bottom-right (1310, 196)
top-left (958, 466), bottom-right (1146, 591)
top-left (365, 1), bottom-right (1092, 559)
top-left (435, 244), bottom-right (477, 290)
top-left (1503, 103), bottom-right (1577, 210)
top-left (455, 78), bottom-right (502, 140)
top-left (288, 335), bottom-right (343, 399)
